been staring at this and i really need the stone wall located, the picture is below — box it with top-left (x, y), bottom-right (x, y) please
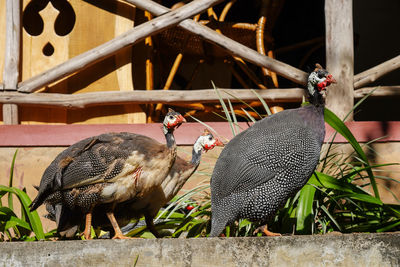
top-left (0, 233), bottom-right (399, 266)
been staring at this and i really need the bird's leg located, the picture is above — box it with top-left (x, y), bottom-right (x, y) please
top-left (145, 214), bottom-right (160, 238)
top-left (106, 211), bottom-right (131, 239)
top-left (254, 224), bottom-right (281, 237)
top-left (83, 210), bottom-right (93, 240)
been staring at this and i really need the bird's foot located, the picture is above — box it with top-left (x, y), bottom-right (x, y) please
top-left (83, 232), bottom-right (92, 240)
top-left (254, 225), bottom-right (281, 237)
top-left (111, 233), bottom-right (135, 239)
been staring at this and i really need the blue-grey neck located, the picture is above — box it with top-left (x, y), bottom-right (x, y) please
top-left (164, 125), bottom-right (176, 148)
top-left (190, 147), bottom-right (202, 166)
top-left (309, 90), bottom-right (325, 107)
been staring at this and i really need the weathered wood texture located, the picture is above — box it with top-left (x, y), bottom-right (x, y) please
top-left (354, 86), bottom-right (400, 98)
top-left (325, 0), bottom-right (354, 120)
top-left (3, 0), bottom-right (20, 89)
top-left (1, 86), bottom-right (399, 110)
top-left (0, 89), bottom-right (305, 109)
top-left (123, 0), bottom-right (308, 86)
top-left (2, 0), bottom-right (20, 124)
top-left (17, 0), bottom-right (225, 93)
top-left (354, 55), bottom-right (400, 89)
top-left (0, 4), bottom-right (5, 83)
top-left (2, 104), bottom-right (18, 124)
top-left (19, 0), bottom-right (146, 124)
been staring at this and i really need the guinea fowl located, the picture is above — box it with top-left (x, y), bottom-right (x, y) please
top-left (106, 128), bottom-right (223, 237)
top-left (45, 129), bottom-right (223, 238)
top-left (30, 109), bottom-right (186, 239)
top-left (210, 64), bottom-right (336, 237)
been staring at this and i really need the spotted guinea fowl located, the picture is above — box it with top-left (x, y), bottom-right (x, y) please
top-left (210, 64), bottom-right (336, 237)
top-left (30, 109), bottom-right (186, 239)
top-left (45, 129), bottom-right (223, 238)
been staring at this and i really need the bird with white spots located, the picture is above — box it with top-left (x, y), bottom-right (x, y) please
top-left (210, 64), bottom-right (336, 237)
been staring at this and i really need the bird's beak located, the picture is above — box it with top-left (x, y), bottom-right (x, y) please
top-left (215, 138), bottom-right (224, 147)
top-left (327, 74), bottom-right (336, 84)
top-left (204, 138), bottom-right (224, 152)
top-left (176, 115), bottom-right (187, 128)
top-left (179, 115), bottom-right (187, 123)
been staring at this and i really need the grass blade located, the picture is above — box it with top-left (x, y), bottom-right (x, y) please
top-left (324, 108), bottom-right (380, 199)
top-left (8, 150), bottom-right (18, 211)
top-left (250, 89), bottom-right (271, 116)
top-left (227, 98), bottom-right (239, 135)
top-left (212, 81), bottom-right (236, 136)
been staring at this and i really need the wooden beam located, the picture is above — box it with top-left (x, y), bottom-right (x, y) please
top-left (123, 0), bottom-right (308, 86)
top-left (2, 0), bottom-right (20, 124)
top-left (354, 86), bottom-right (400, 98)
top-left (0, 89), bottom-right (305, 109)
top-left (354, 55), bottom-right (400, 89)
top-left (17, 0), bottom-right (225, 93)
top-left (2, 86), bottom-right (397, 110)
top-left (325, 0), bottom-right (354, 120)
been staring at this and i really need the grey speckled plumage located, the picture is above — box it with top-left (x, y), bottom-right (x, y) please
top-left (210, 65), bottom-right (335, 236)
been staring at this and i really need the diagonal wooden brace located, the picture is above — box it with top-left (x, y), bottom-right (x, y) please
top-left (123, 0), bottom-right (308, 86)
top-left (17, 0), bottom-right (226, 93)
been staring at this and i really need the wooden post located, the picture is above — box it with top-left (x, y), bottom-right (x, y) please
top-left (2, 0), bottom-right (20, 124)
top-left (325, 0), bottom-right (354, 120)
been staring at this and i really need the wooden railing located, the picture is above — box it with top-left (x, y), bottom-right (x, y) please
top-left (1, 0), bottom-right (399, 124)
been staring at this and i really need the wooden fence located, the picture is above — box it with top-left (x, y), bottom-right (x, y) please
top-left (1, 0), bottom-right (399, 124)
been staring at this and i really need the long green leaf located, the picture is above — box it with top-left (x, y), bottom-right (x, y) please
top-left (8, 150), bottom-right (18, 211)
top-left (310, 172), bottom-right (367, 195)
top-left (376, 220), bottom-right (400, 232)
top-left (324, 108), bottom-right (380, 199)
top-left (335, 193), bottom-right (383, 205)
top-left (296, 185), bottom-right (316, 233)
top-left (0, 185), bottom-right (45, 240)
top-left (320, 205), bottom-right (342, 231)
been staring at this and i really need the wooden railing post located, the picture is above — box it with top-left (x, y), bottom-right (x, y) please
top-left (2, 0), bottom-right (20, 124)
top-left (325, 0), bottom-right (354, 120)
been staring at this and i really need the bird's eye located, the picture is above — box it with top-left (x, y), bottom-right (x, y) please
top-left (208, 136), bottom-right (213, 141)
top-left (169, 115), bottom-right (174, 120)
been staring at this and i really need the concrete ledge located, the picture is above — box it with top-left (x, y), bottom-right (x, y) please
top-left (1, 233), bottom-right (399, 266)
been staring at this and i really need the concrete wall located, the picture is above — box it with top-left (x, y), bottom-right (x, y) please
top-left (0, 233), bottom-right (399, 266)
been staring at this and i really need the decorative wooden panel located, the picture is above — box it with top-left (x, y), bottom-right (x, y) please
top-left (15, 0), bottom-right (146, 124)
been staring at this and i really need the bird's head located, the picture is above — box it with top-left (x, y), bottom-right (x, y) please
top-left (194, 129), bottom-right (224, 153)
top-left (307, 63), bottom-right (336, 98)
top-left (163, 108), bottom-right (186, 132)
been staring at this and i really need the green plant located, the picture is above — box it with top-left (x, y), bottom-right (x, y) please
top-left (144, 86), bottom-right (400, 237)
top-left (0, 150), bottom-right (47, 241)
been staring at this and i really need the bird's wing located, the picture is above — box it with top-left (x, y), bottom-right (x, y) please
top-left (59, 133), bottom-right (161, 189)
top-left (211, 112), bottom-right (320, 200)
